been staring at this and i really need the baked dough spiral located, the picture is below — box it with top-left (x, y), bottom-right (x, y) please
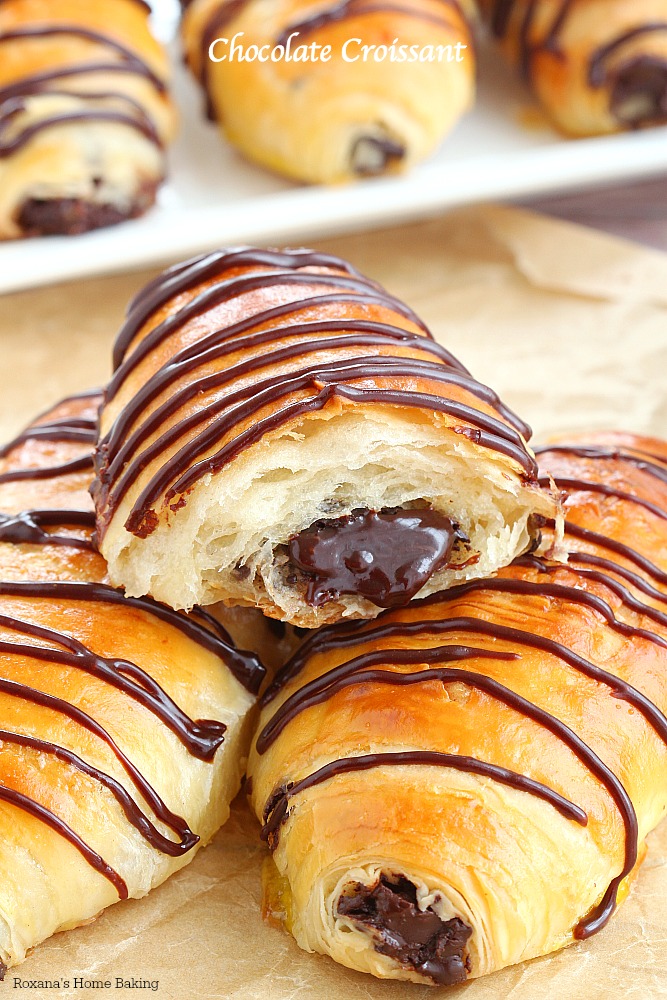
top-left (0, 0), bottom-right (176, 239)
top-left (181, 0), bottom-right (477, 183)
top-left (247, 432), bottom-right (667, 985)
top-left (0, 391), bottom-right (265, 972)
top-left (93, 246), bottom-right (558, 627)
top-left (481, 0), bottom-right (667, 133)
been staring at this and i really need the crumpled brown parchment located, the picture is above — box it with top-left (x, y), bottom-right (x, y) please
top-left (0, 205), bottom-right (665, 999)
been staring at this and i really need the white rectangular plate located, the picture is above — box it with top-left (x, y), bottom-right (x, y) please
top-left (1, 0), bottom-right (667, 294)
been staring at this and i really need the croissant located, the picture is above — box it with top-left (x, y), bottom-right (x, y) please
top-left (0, 0), bottom-right (176, 239)
top-left (0, 391), bottom-right (266, 972)
top-left (481, 0), bottom-right (667, 133)
top-left (180, 0), bottom-right (477, 183)
top-left (247, 431), bottom-right (667, 985)
top-left (92, 246), bottom-right (558, 628)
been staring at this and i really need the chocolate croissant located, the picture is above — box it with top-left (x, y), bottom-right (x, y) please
top-left (247, 432), bottom-right (667, 985)
top-left (0, 391), bottom-right (265, 971)
top-left (0, 0), bottom-right (176, 239)
top-left (481, 0), bottom-right (667, 133)
top-left (92, 246), bottom-right (558, 628)
top-left (180, 0), bottom-right (477, 183)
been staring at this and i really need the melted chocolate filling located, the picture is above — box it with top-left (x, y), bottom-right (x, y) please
top-left (257, 445), bottom-right (667, 942)
top-left (610, 56), bottom-right (667, 126)
top-left (337, 875), bottom-right (471, 985)
top-left (287, 507), bottom-right (460, 608)
top-left (350, 135), bottom-right (406, 176)
top-left (17, 179), bottom-right (158, 237)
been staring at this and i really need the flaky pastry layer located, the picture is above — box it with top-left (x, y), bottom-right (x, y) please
top-left (248, 432), bottom-right (667, 985)
top-left (94, 246), bottom-right (558, 627)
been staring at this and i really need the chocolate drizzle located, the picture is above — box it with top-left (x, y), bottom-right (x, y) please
top-left (0, 395), bottom-right (265, 900)
top-left (0, 61), bottom-right (166, 108)
top-left (0, 509), bottom-right (96, 550)
top-left (0, 455), bottom-right (93, 484)
top-left (0, 782), bottom-right (128, 897)
top-left (0, 416), bottom-right (96, 457)
top-left (516, 553), bottom-right (667, 630)
top-left (534, 444), bottom-right (667, 485)
top-left (96, 248), bottom-right (538, 543)
top-left (0, 15), bottom-right (167, 190)
top-left (261, 751), bottom-right (587, 846)
top-left (0, 399), bottom-right (97, 483)
top-left (0, 579), bottom-right (262, 696)
top-left (0, 25), bottom-right (158, 71)
top-left (0, 17), bottom-right (167, 106)
top-left (0, 99), bottom-right (162, 158)
top-left (109, 367), bottom-right (536, 540)
top-left (106, 323), bottom-right (472, 452)
top-left (491, 0), bottom-right (574, 80)
top-left (540, 476), bottom-right (667, 521)
top-left (0, 709), bottom-right (199, 855)
top-left (109, 248), bottom-right (431, 377)
top-left (258, 625), bottom-right (666, 752)
top-left (2, 727), bottom-right (191, 858)
top-left (263, 564), bottom-right (667, 703)
top-left (100, 336), bottom-right (516, 521)
top-left (490, 2), bottom-right (667, 125)
top-left (2, 422), bottom-right (95, 451)
top-left (255, 438), bottom-right (667, 944)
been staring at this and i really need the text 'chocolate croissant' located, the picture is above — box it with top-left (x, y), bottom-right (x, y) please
top-left (181, 0), bottom-right (477, 183)
top-left (0, 0), bottom-right (176, 239)
top-left (481, 0), bottom-right (667, 133)
top-left (0, 391), bottom-right (264, 971)
top-left (247, 432), bottom-right (667, 985)
top-left (93, 246), bottom-right (558, 628)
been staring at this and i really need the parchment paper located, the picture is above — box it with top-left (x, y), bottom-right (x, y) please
top-left (0, 206), bottom-right (665, 999)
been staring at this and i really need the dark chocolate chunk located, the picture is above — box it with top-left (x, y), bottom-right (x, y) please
top-left (351, 134), bottom-right (406, 176)
top-left (287, 507), bottom-right (460, 608)
top-left (17, 178), bottom-right (158, 237)
top-left (337, 875), bottom-right (472, 985)
top-left (610, 56), bottom-right (667, 126)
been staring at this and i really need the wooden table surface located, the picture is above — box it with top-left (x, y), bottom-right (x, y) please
top-left (525, 175), bottom-right (667, 251)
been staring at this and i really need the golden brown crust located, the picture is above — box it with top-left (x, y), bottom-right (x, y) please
top-left (0, 0), bottom-right (176, 239)
top-left (481, 0), bottom-right (667, 135)
top-left (93, 247), bottom-right (557, 625)
top-left (0, 392), bottom-right (264, 969)
top-left (181, 0), bottom-right (477, 183)
top-left (247, 432), bottom-right (667, 984)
